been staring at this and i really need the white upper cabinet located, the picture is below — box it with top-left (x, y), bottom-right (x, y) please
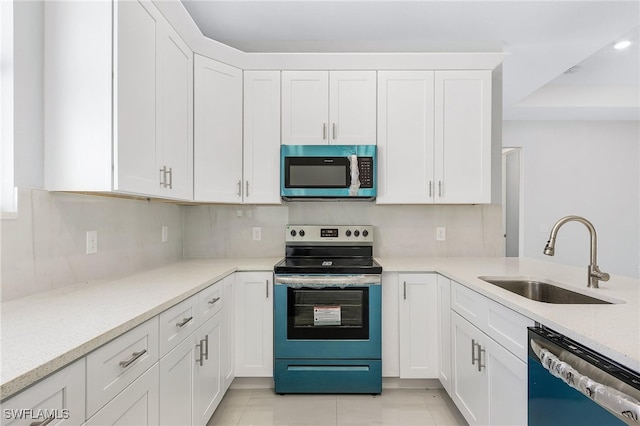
top-left (377, 71), bottom-right (436, 203)
top-left (45, 0), bottom-right (193, 201)
top-left (434, 71), bottom-right (492, 204)
top-left (281, 71), bottom-right (376, 145)
top-left (193, 55), bottom-right (243, 203)
top-left (377, 70), bottom-right (492, 204)
top-left (243, 71), bottom-right (282, 204)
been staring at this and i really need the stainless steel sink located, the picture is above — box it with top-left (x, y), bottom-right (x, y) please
top-left (478, 276), bottom-right (612, 304)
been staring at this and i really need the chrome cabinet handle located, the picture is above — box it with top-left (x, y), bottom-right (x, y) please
top-left (438, 181), bottom-right (442, 197)
top-left (237, 180), bottom-right (242, 197)
top-left (119, 349), bottom-right (147, 368)
top-left (196, 341), bottom-right (204, 366)
top-left (30, 414), bottom-right (55, 426)
top-left (332, 123), bottom-right (337, 140)
top-left (429, 181), bottom-right (432, 198)
top-left (159, 166), bottom-right (167, 187)
top-left (167, 167), bottom-right (173, 189)
top-left (176, 316), bottom-right (193, 328)
top-left (323, 123), bottom-right (327, 140)
top-left (246, 181), bottom-right (249, 197)
top-left (403, 281), bottom-right (407, 300)
top-left (266, 280), bottom-right (270, 298)
top-left (471, 339), bottom-right (477, 366)
top-left (203, 335), bottom-right (209, 360)
top-left (208, 296), bottom-right (221, 305)
top-left (478, 345), bottom-right (486, 372)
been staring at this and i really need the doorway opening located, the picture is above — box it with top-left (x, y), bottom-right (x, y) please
top-left (502, 147), bottom-right (523, 257)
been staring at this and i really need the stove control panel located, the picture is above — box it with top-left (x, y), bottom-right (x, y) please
top-left (286, 225), bottom-right (374, 243)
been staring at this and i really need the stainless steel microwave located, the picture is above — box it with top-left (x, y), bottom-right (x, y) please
top-left (280, 145), bottom-right (377, 200)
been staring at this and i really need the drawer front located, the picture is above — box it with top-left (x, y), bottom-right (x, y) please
top-left (450, 281), bottom-right (488, 329)
top-left (86, 317), bottom-right (159, 418)
top-left (199, 280), bottom-right (224, 322)
top-left (1, 359), bottom-right (86, 426)
top-left (485, 301), bottom-right (534, 362)
top-left (159, 295), bottom-right (199, 357)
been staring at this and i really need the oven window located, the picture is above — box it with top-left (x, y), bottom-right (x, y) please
top-left (287, 287), bottom-right (369, 340)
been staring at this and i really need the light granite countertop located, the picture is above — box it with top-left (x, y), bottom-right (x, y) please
top-left (1, 256), bottom-right (638, 401)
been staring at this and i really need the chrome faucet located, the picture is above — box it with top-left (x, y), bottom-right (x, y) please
top-left (543, 216), bottom-right (610, 288)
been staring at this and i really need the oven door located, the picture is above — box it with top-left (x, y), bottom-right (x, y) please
top-left (274, 275), bottom-right (381, 359)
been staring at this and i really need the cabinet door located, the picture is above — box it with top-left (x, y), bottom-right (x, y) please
top-left (194, 312), bottom-right (223, 426)
top-left (159, 333), bottom-right (198, 426)
top-left (486, 338), bottom-right (528, 426)
top-left (398, 273), bottom-right (439, 378)
top-left (437, 275), bottom-right (452, 393)
top-left (157, 22), bottom-right (193, 200)
top-left (114, 0), bottom-right (160, 196)
top-left (381, 272), bottom-right (400, 377)
top-left (221, 275), bottom-right (236, 391)
top-left (234, 272), bottom-right (273, 377)
top-left (329, 71), bottom-right (377, 145)
top-left (377, 71), bottom-right (435, 204)
top-left (281, 71), bottom-right (329, 145)
top-left (434, 70), bottom-right (492, 204)
top-left (243, 71), bottom-right (282, 204)
top-left (451, 311), bottom-right (486, 426)
top-left (86, 364), bottom-right (159, 426)
top-left (194, 55), bottom-right (243, 202)
top-left (1, 359), bottom-right (85, 426)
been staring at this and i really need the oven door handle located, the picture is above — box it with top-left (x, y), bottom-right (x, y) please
top-left (531, 339), bottom-right (640, 423)
top-left (274, 275), bottom-right (381, 286)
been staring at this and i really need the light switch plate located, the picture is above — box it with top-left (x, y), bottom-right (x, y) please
top-left (162, 226), bottom-right (168, 242)
top-left (436, 227), bottom-right (446, 241)
top-left (252, 227), bottom-right (262, 241)
top-left (86, 231), bottom-right (98, 254)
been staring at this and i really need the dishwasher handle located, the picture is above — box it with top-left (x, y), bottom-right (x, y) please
top-left (531, 339), bottom-right (640, 424)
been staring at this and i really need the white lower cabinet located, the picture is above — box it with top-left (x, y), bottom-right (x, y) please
top-left (234, 272), bottom-right (273, 377)
top-left (221, 275), bottom-right (236, 390)
top-left (0, 359), bottom-right (85, 426)
top-left (437, 274), bottom-right (452, 393)
top-left (449, 280), bottom-right (530, 426)
top-left (398, 273), bottom-right (439, 378)
top-left (85, 364), bottom-right (159, 426)
top-left (381, 272), bottom-right (400, 377)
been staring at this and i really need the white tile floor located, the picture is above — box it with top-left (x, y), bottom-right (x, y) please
top-left (207, 388), bottom-right (468, 426)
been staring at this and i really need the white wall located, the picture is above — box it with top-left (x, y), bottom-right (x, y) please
top-left (503, 120), bottom-right (640, 277)
top-left (1, 188), bottom-right (184, 301)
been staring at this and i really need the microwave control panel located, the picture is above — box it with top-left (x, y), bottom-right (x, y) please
top-left (357, 157), bottom-right (374, 188)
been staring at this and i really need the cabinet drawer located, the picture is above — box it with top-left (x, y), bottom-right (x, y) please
top-left (1, 359), bottom-right (86, 426)
top-left (86, 317), bottom-right (159, 418)
top-left (451, 281), bottom-right (488, 327)
top-left (159, 294), bottom-right (199, 357)
top-left (199, 280), bottom-right (223, 322)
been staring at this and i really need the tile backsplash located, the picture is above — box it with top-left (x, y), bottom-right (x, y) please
top-left (1, 189), bottom-right (183, 301)
top-left (2, 190), bottom-right (503, 302)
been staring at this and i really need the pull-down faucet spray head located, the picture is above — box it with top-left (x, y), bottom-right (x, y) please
top-left (543, 238), bottom-right (556, 256)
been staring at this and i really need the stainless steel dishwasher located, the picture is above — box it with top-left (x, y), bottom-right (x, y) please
top-left (528, 326), bottom-right (640, 425)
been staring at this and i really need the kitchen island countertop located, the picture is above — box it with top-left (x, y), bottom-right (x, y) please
top-left (2, 256), bottom-right (638, 401)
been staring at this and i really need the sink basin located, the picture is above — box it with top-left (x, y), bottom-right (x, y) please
top-left (478, 276), bottom-right (612, 304)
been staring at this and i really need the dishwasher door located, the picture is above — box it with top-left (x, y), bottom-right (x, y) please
top-left (528, 327), bottom-right (640, 425)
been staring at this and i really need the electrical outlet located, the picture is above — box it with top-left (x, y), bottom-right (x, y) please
top-left (436, 227), bottom-right (446, 241)
top-left (162, 226), bottom-right (168, 242)
top-left (86, 231), bottom-right (98, 254)
top-left (252, 227), bottom-right (262, 241)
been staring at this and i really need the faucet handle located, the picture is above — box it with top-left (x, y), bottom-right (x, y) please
top-left (592, 267), bottom-right (610, 282)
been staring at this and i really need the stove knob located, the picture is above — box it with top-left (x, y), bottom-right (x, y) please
top-left (290, 229), bottom-right (297, 237)
top-left (299, 229), bottom-right (305, 237)
top-left (345, 230), bottom-right (352, 237)
top-left (363, 229), bottom-right (369, 237)
top-left (354, 230), bottom-right (360, 237)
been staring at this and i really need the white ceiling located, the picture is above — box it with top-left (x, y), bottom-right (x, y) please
top-left (180, 0), bottom-right (640, 120)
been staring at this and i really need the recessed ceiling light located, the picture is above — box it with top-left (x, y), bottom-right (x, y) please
top-left (614, 40), bottom-right (632, 50)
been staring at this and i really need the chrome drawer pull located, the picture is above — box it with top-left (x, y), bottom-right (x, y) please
top-left (208, 297), bottom-right (221, 305)
top-left (176, 316), bottom-right (193, 328)
top-left (202, 335), bottom-right (209, 361)
top-left (471, 339), bottom-right (478, 366)
top-left (196, 341), bottom-right (204, 366)
top-left (478, 345), bottom-right (486, 372)
top-left (30, 414), bottom-right (55, 426)
top-left (119, 349), bottom-right (147, 368)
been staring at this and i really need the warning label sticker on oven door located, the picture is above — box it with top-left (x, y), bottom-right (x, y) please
top-left (314, 305), bottom-right (341, 326)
